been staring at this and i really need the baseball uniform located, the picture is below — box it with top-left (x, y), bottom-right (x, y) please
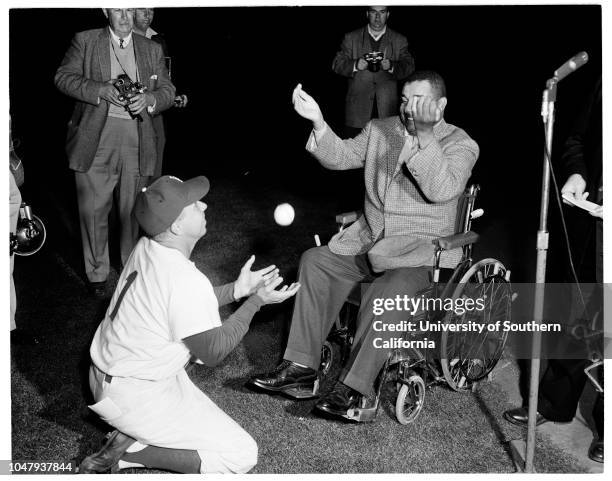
top-left (89, 237), bottom-right (257, 474)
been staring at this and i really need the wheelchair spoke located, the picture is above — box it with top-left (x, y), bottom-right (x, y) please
top-left (440, 259), bottom-right (512, 390)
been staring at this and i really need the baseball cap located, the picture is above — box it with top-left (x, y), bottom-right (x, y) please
top-left (134, 175), bottom-right (210, 236)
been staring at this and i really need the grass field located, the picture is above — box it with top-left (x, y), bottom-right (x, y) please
top-left (11, 175), bottom-right (585, 474)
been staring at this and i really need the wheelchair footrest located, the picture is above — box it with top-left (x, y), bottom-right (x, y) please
top-left (345, 405), bottom-right (378, 423)
top-left (282, 379), bottom-right (320, 399)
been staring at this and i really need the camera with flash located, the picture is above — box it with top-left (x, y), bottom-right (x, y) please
top-left (113, 74), bottom-right (147, 121)
top-left (10, 202), bottom-right (46, 256)
top-left (364, 51), bottom-right (384, 72)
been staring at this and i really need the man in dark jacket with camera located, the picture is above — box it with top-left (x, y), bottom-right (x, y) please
top-left (55, 8), bottom-right (175, 298)
top-left (332, 6), bottom-right (414, 137)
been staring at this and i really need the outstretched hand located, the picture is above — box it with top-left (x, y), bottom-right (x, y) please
top-left (234, 255), bottom-right (278, 300)
top-left (292, 84), bottom-right (325, 130)
top-left (256, 276), bottom-right (300, 305)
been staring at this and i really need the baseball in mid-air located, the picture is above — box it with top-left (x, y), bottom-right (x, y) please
top-left (274, 203), bottom-right (295, 226)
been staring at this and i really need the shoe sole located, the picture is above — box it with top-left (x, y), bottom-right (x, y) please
top-left (249, 380), bottom-right (319, 399)
top-left (503, 412), bottom-right (549, 427)
top-left (315, 404), bottom-right (367, 422)
top-left (315, 403), bottom-right (348, 417)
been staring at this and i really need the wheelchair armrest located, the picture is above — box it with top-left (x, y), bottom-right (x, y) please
top-left (336, 211), bottom-right (362, 225)
top-left (432, 231), bottom-right (479, 251)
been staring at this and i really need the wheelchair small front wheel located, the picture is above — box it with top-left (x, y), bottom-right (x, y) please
top-left (395, 373), bottom-right (426, 425)
top-left (440, 258), bottom-right (511, 391)
top-left (319, 341), bottom-right (334, 376)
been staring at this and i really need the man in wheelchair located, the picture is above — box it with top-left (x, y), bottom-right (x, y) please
top-left (250, 71), bottom-right (479, 421)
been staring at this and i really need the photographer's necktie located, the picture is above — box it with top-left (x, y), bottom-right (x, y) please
top-left (119, 39), bottom-right (125, 49)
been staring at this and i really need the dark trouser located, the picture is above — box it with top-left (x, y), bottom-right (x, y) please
top-left (538, 219), bottom-right (603, 439)
top-left (283, 246), bottom-right (430, 396)
top-left (74, 118), bottom-right (148, 283)
top-left (538, 359), bottom-right (603, 438)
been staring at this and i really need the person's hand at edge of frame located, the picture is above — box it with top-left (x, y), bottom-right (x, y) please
top-left (561, 173), bottom-right (588, 205)
top-left (589, 205), bottom-right (603, 219)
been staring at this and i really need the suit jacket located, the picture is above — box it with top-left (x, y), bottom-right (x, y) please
top-left (307, 117), bottom-right (479, 270)
top-left (561, 77), bottom-right (602, 203)
top-left (55, 28), bottom-right (176, 176)
top-left (560, 77), bottom-right (602, 282)
top-left (136, 30), bottom-right (171, 179)
top-left (332, 27), bottom-right (414, 129)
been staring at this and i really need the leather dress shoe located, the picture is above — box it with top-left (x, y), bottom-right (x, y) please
top-left (249, 360), bottom-right (317, 393)
top-left (588, 439), bottom-right (604, 463)
top-left (503, 407), bottom-right (549, 427)
top-left (315, 381), bottom-right (362, 418)
top-left (78, 430), bottom-right (135, 474)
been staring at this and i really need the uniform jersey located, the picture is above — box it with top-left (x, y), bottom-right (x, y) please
top-left (90, 237), bottom-right (221, 380)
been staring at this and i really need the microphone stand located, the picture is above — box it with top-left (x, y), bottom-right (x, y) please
top-left (510, 77), bottom-right (557, 473)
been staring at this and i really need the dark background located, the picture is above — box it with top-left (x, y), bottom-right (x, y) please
top-left (9, 5), bottom-right (602, 283)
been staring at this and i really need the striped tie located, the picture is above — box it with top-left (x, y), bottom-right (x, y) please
top-left (119, 38), bottom-right (124, 49)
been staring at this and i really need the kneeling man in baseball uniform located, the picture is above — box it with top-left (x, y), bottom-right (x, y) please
top-left (80, 175), bottom-right (299, 474)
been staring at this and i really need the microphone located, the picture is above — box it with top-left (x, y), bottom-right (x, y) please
top-left (554, 52), bottom-right (589, 81)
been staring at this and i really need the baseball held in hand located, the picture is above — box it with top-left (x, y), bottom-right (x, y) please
top-left (274, 203), bottom-right (295, 226)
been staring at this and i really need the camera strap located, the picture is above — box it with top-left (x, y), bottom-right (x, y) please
top-left (110, 38), bottom-right (140, 83)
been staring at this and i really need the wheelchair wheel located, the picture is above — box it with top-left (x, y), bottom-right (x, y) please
top-left (440, 258), bottom-right (511, 391)
top-left (395, 372), bottom-right (426, 425)
top-left (319, 341), bottom-right (334, 376)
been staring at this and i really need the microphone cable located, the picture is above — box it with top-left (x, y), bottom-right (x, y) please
top-left (542, 125), bottom-right (590, 319)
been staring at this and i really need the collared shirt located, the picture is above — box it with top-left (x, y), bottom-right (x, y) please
top-left (145, 27), bottom-right (158, 39)
top-left (368, 25), bottom-right (387, 42)
top-left (398, 119), bottom-right (445, 173)
top-left (109, 26), bottom-right (133, 48)
top-left (103, 28), bottom-right (157, 115)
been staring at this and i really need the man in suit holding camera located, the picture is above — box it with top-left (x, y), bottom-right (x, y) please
top-left (332, 6), bottom-right (414, 138)
top-left (55, 8), bottom-right (175, 298)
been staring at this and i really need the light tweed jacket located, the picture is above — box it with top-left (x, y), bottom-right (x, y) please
top-left (307, 116), bottom-right (479, 270)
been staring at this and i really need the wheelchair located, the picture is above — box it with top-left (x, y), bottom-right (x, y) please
top-left (317, 184), bottom-right (513, 424)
